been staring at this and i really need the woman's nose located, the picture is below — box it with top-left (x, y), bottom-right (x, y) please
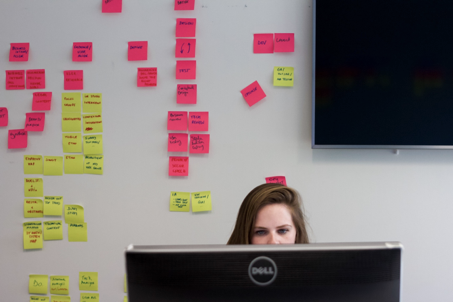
top-left (267, 232), bottom-right (279, 244)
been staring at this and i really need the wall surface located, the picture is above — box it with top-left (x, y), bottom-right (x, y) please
top-left (0, 0), bottom-right (452, 301)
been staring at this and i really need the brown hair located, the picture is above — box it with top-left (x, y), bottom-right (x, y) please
top-left (227, 183), bottom-right (309, 244)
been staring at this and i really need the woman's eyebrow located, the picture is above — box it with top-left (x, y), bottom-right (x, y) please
top-left (276, 224), bottom-right (293, 228)
top-left (254, 226), bottom-right (268, 229)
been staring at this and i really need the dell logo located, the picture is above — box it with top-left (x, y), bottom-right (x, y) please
top-left (248, 256), bottom-right (278, 286)
top-left (252, 267), bottom-right (275, 275)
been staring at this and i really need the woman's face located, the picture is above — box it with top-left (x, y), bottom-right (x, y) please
top-left (251, 203), bottom-right (296, 244)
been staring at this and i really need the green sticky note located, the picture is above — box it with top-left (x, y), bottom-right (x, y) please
top-left (80, 293), bottom-right (99, 302)
top-left (51, 296), bottom-right (71, 302)
top-left (83, 93), bottom-right (102, 113)
top-left (64, 155), bottom-right (84, 174)
top-left (50, 275), bottom-right (69, 295)
top-left (65, 205), bottom-right (84, 224)
top-left (30, 296), bottom-right (49, 302)
top-left (44, 196), bottom-right (63, 216)
top-left (79, 272), bottom-right (98, 291)
top-left (29, 274), bottom-right (48, 294)
top-left (124, 274), bottom-right (127, 293)
top-left (83, 135), bottom-right (103, 155)
top-left (24, 155), bottom-right (43, 174)
top-left (69, 223), bottom-right (88, 242)
top-left (62, 133), bottom-right (82, 153)
top-left (44, 221), bottom-right (63, 240)
top-left (62, 92), bottom-right (81, 112)
top-left (24, 222), bottom-right (43, 250)
top-left (83, 114), bottom-right (103, 134)
top-left (170, 191), bottom-right (190, 212)
top-left (191, 191), bottom-right (212, 212)
top-left (43, 156), bottom-right (63, 176)
top-left (273, 66), bottom-right (294, 87)
top-left (84, 155), bottom-right (103, 175)
top-left (62, 113), bottom-right (82, 132)
top-left (24, 199), bottom-right (44, 218)
top-left (25, 178), bottom-right (44, 197)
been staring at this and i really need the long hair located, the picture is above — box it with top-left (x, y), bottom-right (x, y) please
top-left (227, 183), bottom-right (309, 244)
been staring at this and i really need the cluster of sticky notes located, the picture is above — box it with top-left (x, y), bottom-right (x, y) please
top-left (73, 42), bottom-right (92, 61)
top-left (137, 68), bottom-right (157, 87)
top-left (6, 69), bottom-right (46, 90)
top-left (174, 0), bottom-right (194, 10)
top-left (0, 107), bottom-right (8, 126)
top-left (274, 67), bottom-right (294, 87)
top-left (168, 111), bottom-right (208, 131)
top-left (168, 133), bottom-right (210, 153)
top-left (102, 0), bottom-right (122, 13)
top-left (33, 92), bottom-right (52, 111)
top-left (265, 176), bottom-right (287, 186)
top-left (64, 70), bottom-right (83, 90)
top-left (170, 191), bottom-right (212, 212)
top-left (177, 84), bottom-right (197, 104)
top-left (66, 205), bottom-right (88, 242)
top-left (241, 81), bottom-right (267, 107)
top-left (253, 33), bottom-right (295, 53)
top-left (29, 274), bottom-right (71, 300)
top-left (10, 42), bottom-right (29, 61)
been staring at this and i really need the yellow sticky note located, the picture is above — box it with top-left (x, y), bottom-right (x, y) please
top-left (24, 155), bottom-right (43, 174)
top-left (83, 93), bottom-right (102, 113)
top-left (170, 191), bottom-right (190, 212)
top-left (25, 178), bottom-right (44, 197)
top-left (83, 114), bottom-right (103, 134)
top-left (83, 135), bottom-right (103, 155)
top-left (62, 113), bottom-right (82, 132)
top-left (191, 191), bottom-right (212, 212)
top-left (273, 66), bottom-right (294, 87)
top-left (24, 199), bottom-right (44, 218)
top-left (80, 293), bottom-right (99, 302)
top-left (24, 222), bottom-right (43, 250)
top-left (69, 223), bottom-right (88, 242)
top-left (50, 275), bottom-right (69, 295)
top-left (31, 296), bottom-right (50, 302)
top-left (64, 155), bottom-right (84, 174)
top-left (124, 274), bottom-right (127, 293)
top-left (44, 156), bottom-right (63, 176)
top-left (44, 221), bottom-right (63, 240)
top-left (124, 297), bottom-right (128, 302)
top-left (79, 272), bottom-right (98, 291)
top-left (84, 155), bottom-right (103, 175)
top-left (62, 92), bottom-right (81, 112)
top-left (44, 196), bottom-right (63, 216)
top-left (51, 296), bottom-right (71, 302)
top-left (29, 274), bottom-right (48, 294)
top-left (65, 205), bottom-right (84, 224)
top-left (62, 133), bottom-right (82, 153)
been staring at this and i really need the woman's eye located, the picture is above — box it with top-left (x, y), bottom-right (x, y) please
top-left (278, 229), bottom-right (289, 234)
top-left (255, 230), bottom-right (267, 236)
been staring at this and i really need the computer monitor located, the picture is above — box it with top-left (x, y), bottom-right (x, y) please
top-left (125, 242), bottom-right (402, 302)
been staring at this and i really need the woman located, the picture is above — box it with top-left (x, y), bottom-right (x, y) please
top-left (227, 183), bottom-right (310, 244)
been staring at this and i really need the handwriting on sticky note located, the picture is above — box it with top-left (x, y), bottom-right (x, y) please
top-left (69, 223), bottom-right (88, 242)
top-left (44, 221), bottom-right (63, 241)
top-left (137, 68), bottom-right (157, 87)
top-left (83, 114), bottom-right (103, 133)
top-left (24, 178), bottom-right (43, 197)
top-left (24, 199), bottom-right (44, 218)
top-left (44, 196), bottom-right (63, 216)
top-left (44, 156), bottom-right (63, 176)
top-left (177, 84), bottom-right (197, 104)
top-left (73, 42), bottom-right (93, 61)
top-left (25, 112), bottom-right (45, 132)
top-left (62, 113), bottom-right (82, 132)
top-left (253, 34), bottom-right (274, 53)
top-left (64, 70), bottom-right (83, 90)
top-left (167, 111), bottom-right (188, 130)
top-left (240, 81), bottom-right (266, 107)
top-left (192, 191), bottom-right (212, 212)
top-left (29, 274), bottom-right (47, 294)
top-left (33, 92), bottom-right (52, 111)
top-left (83, 93), bottom-right (102, 113)
top-left (63, 133), bottom-right (82, 153)
top-left (51, 296), bottom-right (71, 302)
top-left (175, 39), bottom-right (196, 58)
top-left (79, 272), bottom-right (98, 290)
top-left (65, 205), bottom-right (85, 224)
top-left (50, 275), bottom-right (69, 295)
top-left (62, 93), bottom-right (82, 112)
top-left (170, 191), bottom-right (191, 212)
top-left (84, 155), bottom-right (103, 175)
top-left (0, 107), bottom-right (8, 126)
top-left (24, 155), bottom-right (43, 174)
top-left (274, 33), bottom-right (295, 52)
top-left (102, 0), bottom-right (122, 13)
top-left (5, 70), bottom-right (25, 90)
top-left (83, 135), bottom-right (103, 155)
top-left (10, 43), bottom-right (29, 61)
top-left (169, 156), bottom-right (189, 176)
top-left (30, 296), bottom-right (49, 302)
top-left (174, 0), bottom-right (195, 10)
top-left (168, 133), bottom-right (188, 152)
top-left (176, 18), bottom-right (196, 37)
top-left (128, 41), bottom-right (148, 61)
top-left (81, 293), bottom-right (99, 302)
top-left (24, 223), bottom-right (43, 250)
top-left (65, 155), bottom-right (84, 174)
top-left (176, 60), bottom-right (196, 79)
top-left (26, 69), bottom-right (45, 89)
top-left (273, 67), bottom-right (294, 87)
top-left (188, 111), bottom-right (208, 131)
top-left (190, 134), bottom-right (210, 154)
top-left (265, 176), bottom-right (287, 186)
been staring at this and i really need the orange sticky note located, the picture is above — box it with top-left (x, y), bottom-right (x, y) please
top-left (168, 133), bottom-right (188, 152)
top-left (137, 68), bottom-right (157, 87)
top-left (175, 39), bottom-right (196, 58)
top-left (8, 129), bottom-right (27, 149)
top-left (169, 156), bottom-right (189, 176)
top-left (241, 81), bottom-right (266, 107)
top-left (177, 84), bottom-right (197, 104)
top-left (188, 111), bottom-right (208, 131)
top-left (25, 112), bottom-right (45, 132)
top-left (0, 108), bottom-right (8, 126)
top-left (167, 111), bottom-right (188, 131)
top-left (176, 60), bottom-right (196, 79)
top-left (176, 18), bottom-right (196, 37)
top-left (73, 42), bottom-right (93, 61)
top-left (128, 41), bottom-right (148, 61)
top-left (253, 34), bottom-right (274, 53)
top-left (174, 0), bottom-right (195, 10)
top-left (26, 69), bottom-right (45, 89)
top-left (265, 176), bottom-right (287, 186)
top-left (274, 33), bottom-right (295, 52)
top-left (64, 70), bottom-right (83, 90)
top-left (189, 134), bottom-right (210, 153)
top-left (5, 70), bottom-right (25, 90)
top-left (102, 0), bottom-right (122, 12)
top-left (32, 92), bottom-right (52, 111)
top-left (9, 43), bottom-right (29, 61)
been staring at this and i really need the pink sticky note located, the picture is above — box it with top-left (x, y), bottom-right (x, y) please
top-left (176, 18), bottom-right (196, 37)
top-left (0, 108), bottom-right (8, 127)
top-left (167, 111), bottom-right (188, 131)
top-left (5, 70), bottom-right (25, 90)
top-left (32, 92), bottom-right (52, 111)
top-left (177, 84), bottom-right (197, 104)
top-left (128, 41), bottom-right (148, 61)
top-left (265, 176), bottom-right (287, 186)
top-left (24, 112), bottom-right (45, 132)
top-left (64, 70), bottom-right (83, 90)
top-left (9, 43), bottom-right (29, 61)
top-left (189, 134), bottom-right (210, 154)
top-left (26, 69), bottom-right (45, 89)
top-left (176, 60), bottom-right (196, 80)
top-left (169, 156), bottom-right (189, 176)
top-left (175, 39), bottom-right (196, 58)
top-left (168, 133), bottom-right (188, 152)
top-left (174, 0), bottom-right (195, 10)
top-left (274, 33), bottom-right (295, 52)
top-left (73, 42), bottom-right (93, 61)
top-left (188, 111), bottom-right (208, 131)
top-left (241, 81), bottom-right (266, 107)
top-left (8, 129), bottom-right (27, 149)
top-left (102, 0), bottom-right (122, 13)
top-left (253, 34), bottom-right (274, 53)
top-left (137, 68), bottom-right (157, 87)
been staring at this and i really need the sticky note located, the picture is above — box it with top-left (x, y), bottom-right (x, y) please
top-left (177, 84), bottom-right (197, 104)
top-left (29, 274), bottom-right (47, 293)
top-left (79, 272), bottom-right (98, 290)
top-left (170, 191), bottom-right (190, 212)
top-left (44, 156), bottom-right (63, 176)
top-left (33, 92), bottom-right (52, 111)
top-left (124, 274), bottom-right (127, 293)
top-left (169, 156), bottom-right (189, 176)
top-left (174, 0), bottom-right (194, 10)
top-left (82, 93), bottom-right (102, 112)
top-left (265, 176), bottom-right (287, 186)
top-left (175, 39), bottom-right (196, 58)
top-left (63, 133), bottom-right (82, 153)
top-left (50, 275), bottom-right (69, 295)
top-left (240, 81), bottom-right (266, 107)
top-left (176, 60), bottom-right (196, 79)
top-left (65, 205), bottom-right (85, 224)
top-left (24, 199), bottom-right (44, 218)
top-left (274, 33), bottom-right (295, 52)
top-left (5, 70), bottom-right (25, 90)
top-left (83, 135), bottom-right (103, 155)
top-left (167, 111), bottom-right (188, 130)
top-left (25, 178), bottom-right (43, 197)
top-left (64, 70), bottom-right (83, 90)
top-left (44, 196), bottom-right (63, 216)
top-left (84, 155), bottom-right (104, 175)
top-left (10, 43), bottom-right (29, 61)
top-left (62, 113), bottom-right (82, 132)
top-left (137, 68), bottom-right (157, 87)
top-left (128, 41), bottom-right (148, 61)
top-left (24, 155), bottom-right (43, 174)
top-left (73, 42), bottom-right (93, 61)
top-left (51, 296), bottom-right (71, 302)
top-left (189, 134), bottom-right (210, 153)
top-left (188, 111), bottom-right (208, 131)
top-left (24, 222), bottom-right (43, 250)
top-left (273, 67), bottom-right (294, 87)
top-left (168, 133), bottom-right (188, 152)
top-left (83, 114), bottom-right (103, 133)
top-left (62, 93), bottom-right (81, 112)
top-left (176, 18), bottom-right (196, 37)
top-left (64, 155), bottom-right (84, 174)
top-left (25, 112), bottom-right (45, 132)
top-left (102, 0), bottom-right (122, 13)
top-left (31, 296), bottom-right (49, 302)
top-left (69, 223), bottom-right (88, 242)
top-left (124, 297), bottom-right (128, 302)
top-left (26, 69), bottom-right (46, 89)
top-left (0, 107), bottom-right (8, 126)
top-left (44, 221), bottom-right (63, 240)
top-left (253, 34), bottom-right (274, 53)
top-left (80, 293), bottom-right (99, 302)
top-left (192, 191), bottom-right (212, 212)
